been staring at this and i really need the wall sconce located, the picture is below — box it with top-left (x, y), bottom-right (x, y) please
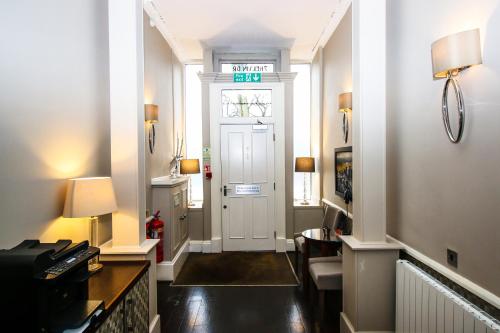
top-left (431, 28), bottom-right (482, 143)
top-left (145, 104), bottom-right (159, 153)
top-left (338, 92), bottom-right (352, 143)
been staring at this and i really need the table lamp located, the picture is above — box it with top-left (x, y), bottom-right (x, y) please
top-left (180, 159), bottom-right (200, 207)
top-left (63, 177), bottom-right (117, 273)
top-left (295, 157), bottom-right (315, 205)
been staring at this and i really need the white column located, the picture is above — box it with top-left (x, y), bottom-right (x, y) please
top-left (340, 1), bottom-right (402, 332)
top-left (106, 3), bottom-right (160, 332)
top-left (108, 0), bottom-right (146, 247)
top-left (352, 0), bottom-right (387, 242)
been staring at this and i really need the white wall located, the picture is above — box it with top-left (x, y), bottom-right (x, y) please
top-left (144, 14), bottom-right (184, 213)
top-left (0, 0), bottom-right (111, 248)
top-left (321, 7), bottom-right (353, 209)
top-left (387, 0), bottom-right (500, 295)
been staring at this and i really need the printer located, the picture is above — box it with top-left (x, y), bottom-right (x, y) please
top-left (0, 240), bottom-right (104, 332)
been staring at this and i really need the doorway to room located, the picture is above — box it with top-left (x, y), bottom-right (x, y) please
top-left (209, 83), bottom-right (286, 252)
top-left (220, 123), bottom-right (275, 251)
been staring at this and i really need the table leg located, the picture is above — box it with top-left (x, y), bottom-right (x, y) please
top-left (302, 237), bottom-right (310, 295)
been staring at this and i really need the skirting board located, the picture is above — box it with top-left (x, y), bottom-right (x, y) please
top-left (189, 240), bottom-right (213, 253)
top-left (276, 237), bottom-right (287, 252)
top-left (286, 239), bottom-right (295, 252)
top-left (157, 239), bottom-right (190, 281)
top-left (149, 314), bottom-right (160, 333)
top-left (211, 237), bottom-right (222, 253)
top-left (340, 312), bottom-right (393, 333)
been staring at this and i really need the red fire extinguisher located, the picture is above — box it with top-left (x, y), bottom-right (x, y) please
top-left (146, 210), bottom-right (164, 263)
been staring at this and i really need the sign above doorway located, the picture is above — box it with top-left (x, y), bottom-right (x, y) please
top-left (222, 63), bottom-right (273, 73)
top-left (233, 72), bottom-right (262, 83)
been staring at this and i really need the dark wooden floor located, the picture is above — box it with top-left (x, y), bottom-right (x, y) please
top-left (157, 284), bottom-right (339, 333)
top-left (157, 253), bottom-right (340, 333)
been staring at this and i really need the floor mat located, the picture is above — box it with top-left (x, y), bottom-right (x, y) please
top-left (172, 252), bottom-right (299, 286)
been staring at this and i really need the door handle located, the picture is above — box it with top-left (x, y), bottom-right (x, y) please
top-left (223, 185), bottom-right (232, 196)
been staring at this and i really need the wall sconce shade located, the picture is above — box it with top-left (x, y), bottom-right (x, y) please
top-left (145, 104), bottom-right (159, 154)
top-left (295, 157), bottom-right (315, 173)
top-left (63, 177), bottom-right (117, 218)
top-left (145, 104), bottom-right (159, 123)
top-left (338, 92), bottom-right (352, 143)
top-left (180, 159), bottom-right (200, 174)
top-left (431, 29), bottom-right (482, 144)
top-left (431, 29), bottom-right (482, 78)
top-left (338, 92), bottom-right (352, 113)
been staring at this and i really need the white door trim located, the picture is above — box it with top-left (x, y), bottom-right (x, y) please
top-left (209, 82), bottom-right (286, 252)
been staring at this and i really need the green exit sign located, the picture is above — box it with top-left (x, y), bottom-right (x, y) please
top-left (233, 72), bottom-right (262, 83)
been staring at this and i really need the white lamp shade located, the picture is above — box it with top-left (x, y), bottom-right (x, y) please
top-left (63, 177), bottom-right (118, 218)
top-left (431, 28), bottom-right (482, 78)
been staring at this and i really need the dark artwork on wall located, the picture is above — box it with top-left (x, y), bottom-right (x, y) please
top-left (335, 147), bottom-right (352, 198)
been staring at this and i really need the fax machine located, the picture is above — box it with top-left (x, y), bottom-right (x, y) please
top-left (0, 240), bottom-right (103, 332)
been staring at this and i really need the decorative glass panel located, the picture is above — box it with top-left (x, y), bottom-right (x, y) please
top-left (221, 63), bottom-right (274, 73)
top-left (222, 89), bottom-right (272, 118)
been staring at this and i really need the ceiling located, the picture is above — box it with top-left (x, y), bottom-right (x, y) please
top-left (153, 0), bottom-right (340, 61)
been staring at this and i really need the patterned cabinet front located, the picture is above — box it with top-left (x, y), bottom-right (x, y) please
top-left (96, 301), bottom-right (124, 333)
top-left (124, 271), bottom-right (149, 333)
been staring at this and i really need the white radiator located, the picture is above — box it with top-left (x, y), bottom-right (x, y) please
top-left (396, 260), bottom-right (499, 333)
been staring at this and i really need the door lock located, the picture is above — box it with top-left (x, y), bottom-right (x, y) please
top-left (223, 205), bottom-right (227, 209)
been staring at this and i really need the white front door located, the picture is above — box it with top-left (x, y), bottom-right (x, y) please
top-left (221, 124), bottom-right (275, 251)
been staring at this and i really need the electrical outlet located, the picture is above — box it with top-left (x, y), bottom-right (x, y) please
top-left (447, 249), bottom-right (458, 268)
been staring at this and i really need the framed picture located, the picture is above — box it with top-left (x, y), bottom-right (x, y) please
top-left (335, 146), bottom-right (352, 197)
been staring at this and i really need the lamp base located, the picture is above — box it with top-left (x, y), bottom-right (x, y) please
top-left (300, 200), bottom-right (310, 206)
top-left (88, 262), bottom-right (103, 274)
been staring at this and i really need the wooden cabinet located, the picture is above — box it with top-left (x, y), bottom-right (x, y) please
top-left (92, 263), bottom-right (150, 333)
top-left (151, 177), bottom-right (189, 261)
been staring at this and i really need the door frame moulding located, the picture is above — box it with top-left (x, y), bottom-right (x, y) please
top-left (208, 81), bottom-right (286, 252)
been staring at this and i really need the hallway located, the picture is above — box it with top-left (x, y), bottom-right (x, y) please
top-left (1, 0), bottom-right (499, 332)
top-left (157, 284), bottom-right (339, 333)
top-left (158, 252), bottom-right (341, 333)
